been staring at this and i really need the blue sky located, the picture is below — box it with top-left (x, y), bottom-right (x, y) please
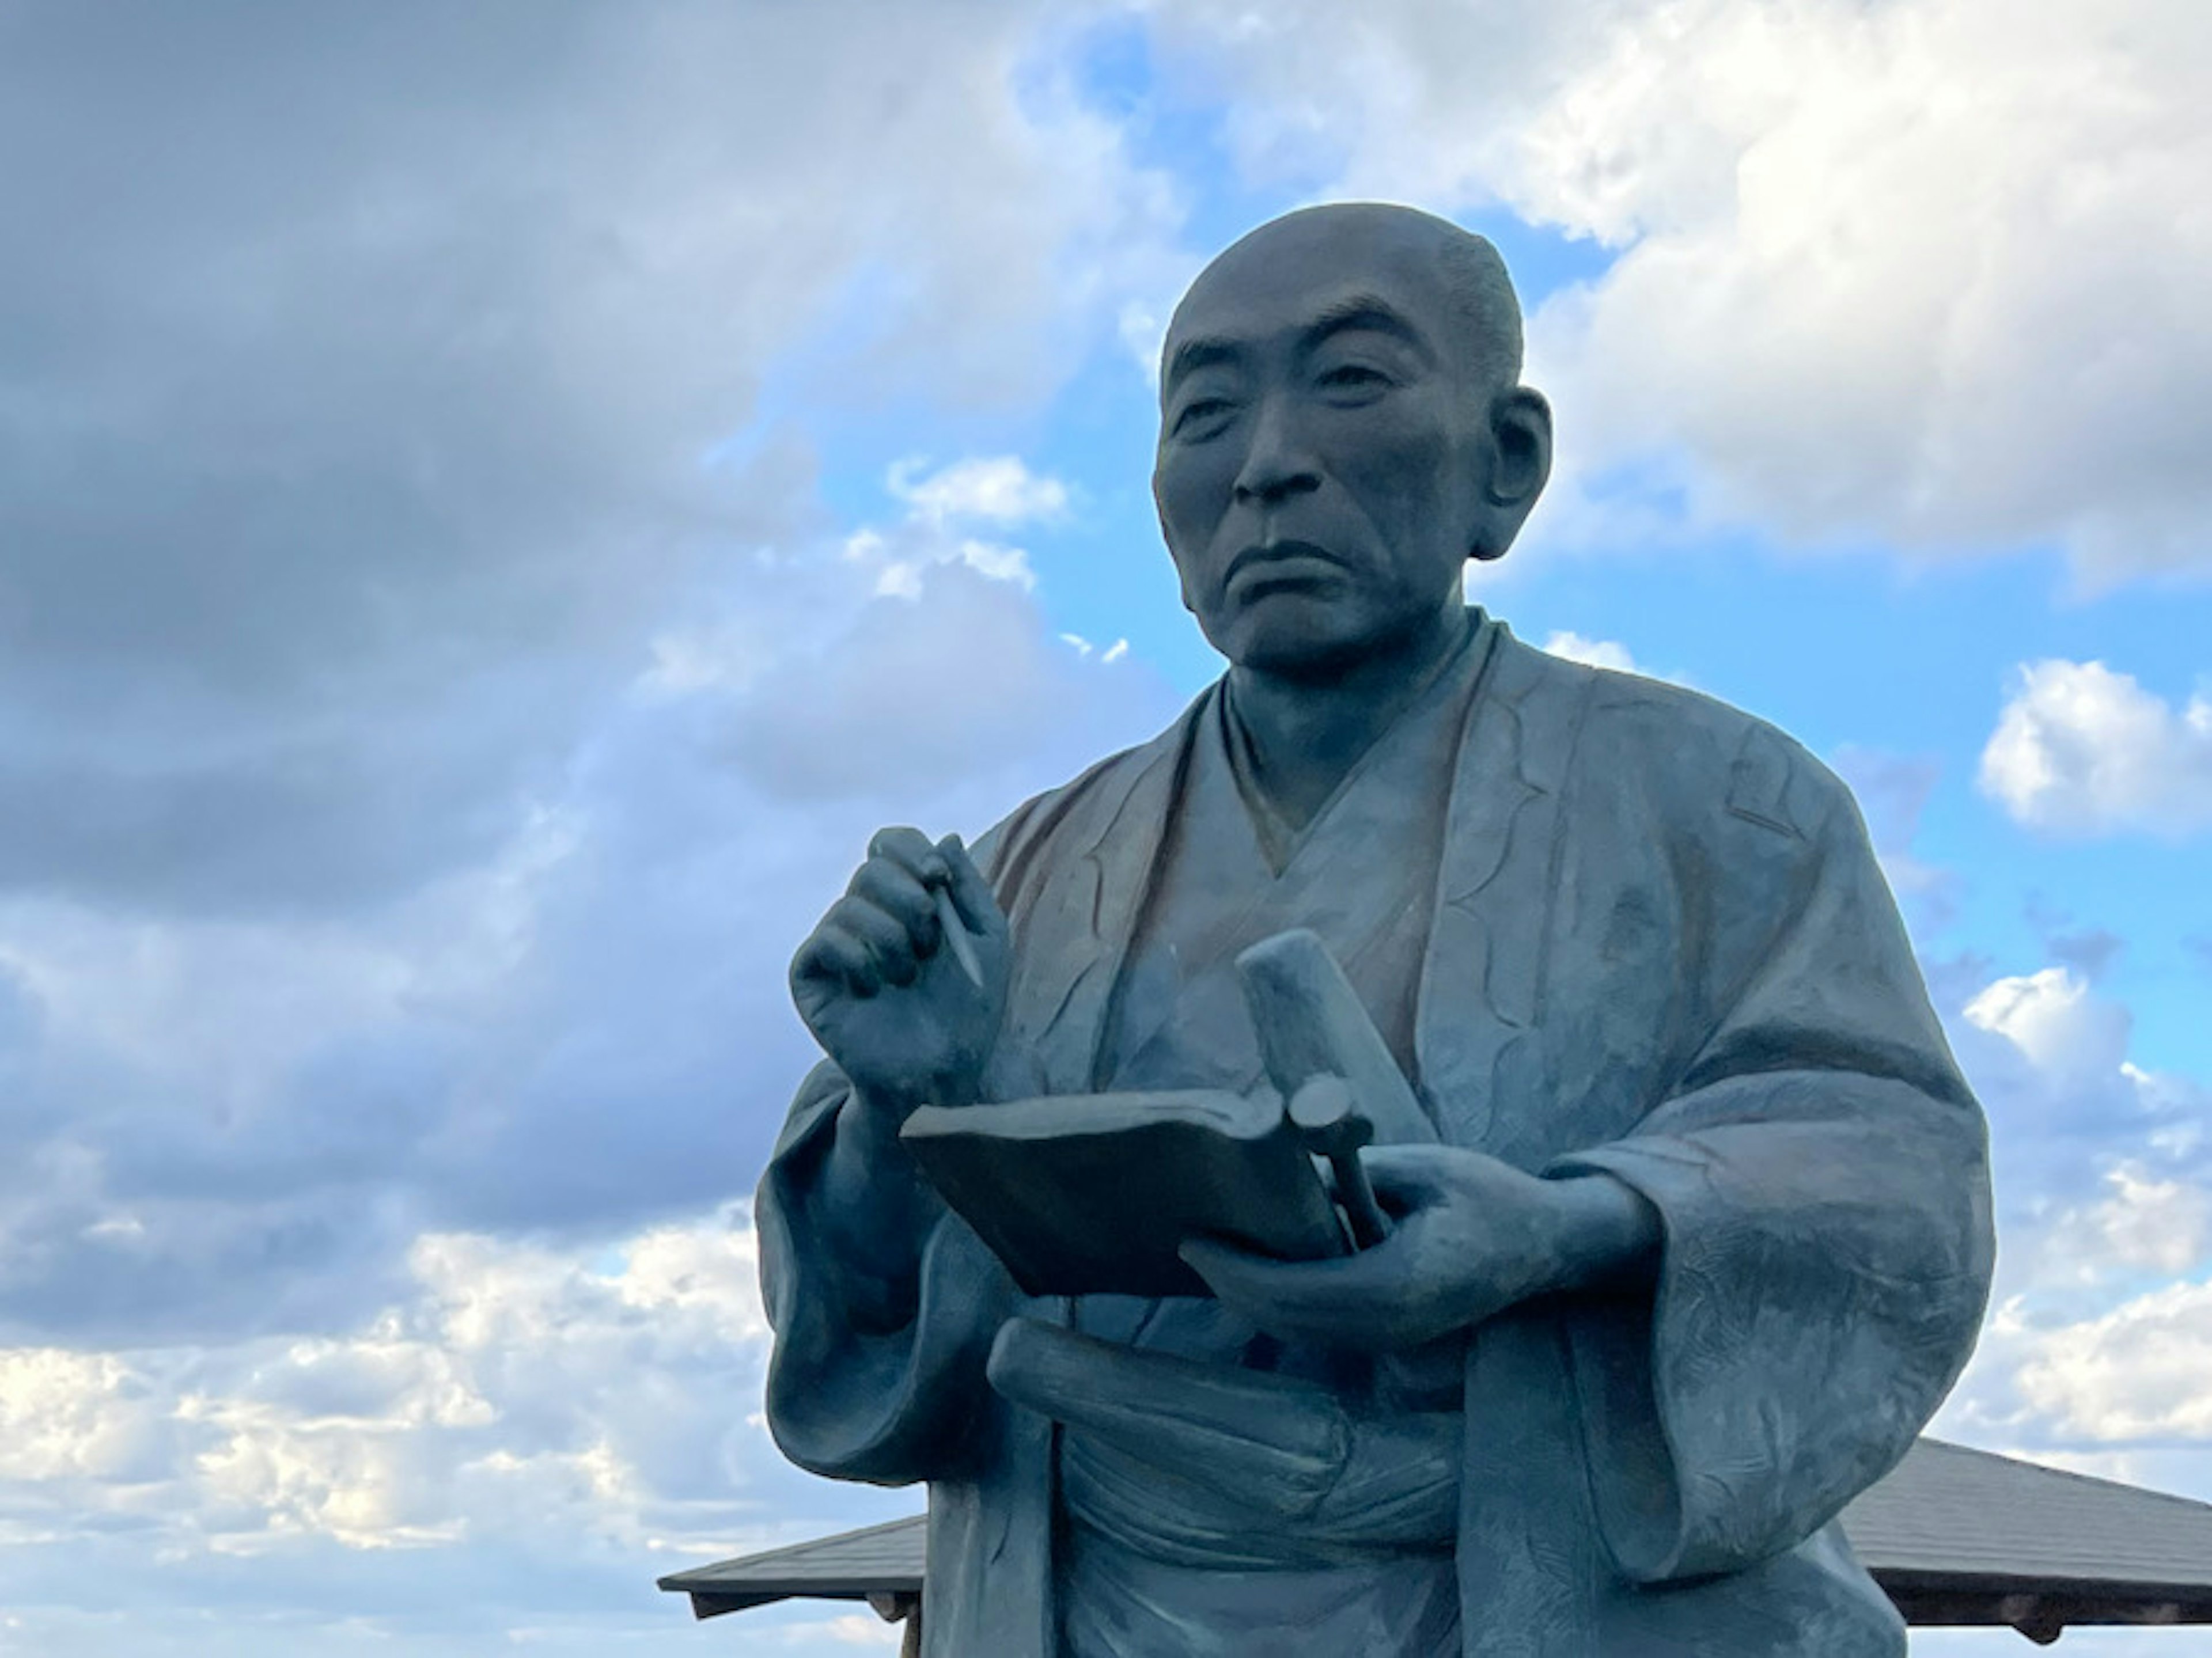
top-left (0, 2), bottom-right (2207, 1654)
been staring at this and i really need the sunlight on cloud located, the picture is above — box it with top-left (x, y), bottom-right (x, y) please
top-left (0, 1208), bottom-right (782, 1560)
top-left (1156, 0), bottom-right (2212, 579)
top-left (2012, 1281), bottom-right (2212, 1440)
top-left (1938, 955), bottom-right (2212, 1487)
top-left (0, 1352), bottom-right (156, 1485)
top-left (1979, 659), bottom-right (2212, 838)
top-left (1964, 966), bottom-right (2133, 1088)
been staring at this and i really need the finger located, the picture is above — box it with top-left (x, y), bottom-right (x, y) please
top-left (849, 858), bottom-right (938, 952)
top-left (791, 925), bottom-right (881, 999)
top-left (935, 833), bottom-right (1003, 938)
top-left (831, 895), bottom-right (921, 988)
top-left (1179, 1237), bottom-right (1418, 1347)
top-left (868, 826), bottom-right (950, 889)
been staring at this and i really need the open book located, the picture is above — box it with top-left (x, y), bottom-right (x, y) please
top-left (899, 1088), bottom-right (1349, 1298)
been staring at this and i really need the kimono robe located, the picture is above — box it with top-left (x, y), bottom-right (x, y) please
top-left (759, 612), bottom-right (1994, 1657)
top-left (1051, 613), bottom-right (1484, 1656)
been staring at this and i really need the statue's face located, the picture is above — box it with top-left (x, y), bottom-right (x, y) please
top-left (1154, 213), bottom-right (1499, 677)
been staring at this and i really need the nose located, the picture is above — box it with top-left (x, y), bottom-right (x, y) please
top-left (1232, 396), bottom-right (1320, 507)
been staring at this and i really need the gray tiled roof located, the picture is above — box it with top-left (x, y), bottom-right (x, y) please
top-left (660, 1512), bottom-right (922, 1613)
top-left (660, 1438), bottom-right (2212, 1629)
top-left (1844, 1438), bottom-right (2212, 1589)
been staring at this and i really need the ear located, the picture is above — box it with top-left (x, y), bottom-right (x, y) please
top-left (1469, 386), bottom-right (1553, 563)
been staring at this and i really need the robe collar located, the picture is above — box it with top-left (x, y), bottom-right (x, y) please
top-left (1002, 610), bottom-right (1595, 1156)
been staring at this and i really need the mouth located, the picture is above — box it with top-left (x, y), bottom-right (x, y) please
top-left (1224, 540), bottom-right (1346, 594)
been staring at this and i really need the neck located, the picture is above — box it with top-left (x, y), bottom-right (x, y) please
top-left (1226, 600), bottom-right (1472, 829)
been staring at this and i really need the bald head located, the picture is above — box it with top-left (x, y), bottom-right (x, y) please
top-left (1150, 200), bottom-right (1554, 677)
top-left (1165, 203), bottom-right (1524, 400)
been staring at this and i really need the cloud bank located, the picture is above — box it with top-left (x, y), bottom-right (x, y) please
top-left (1154, 0), bottom-right (2212, 579)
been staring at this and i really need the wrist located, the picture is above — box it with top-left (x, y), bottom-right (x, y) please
top-left (821, 1086), bottom-right (945, 1291)
top-left (849, 1057), bottom-right (987, 1126)
top-left (1544, 1174), bottom-right (1662, 1296)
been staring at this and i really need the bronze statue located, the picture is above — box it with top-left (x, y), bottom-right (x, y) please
top-left (758, 203), bottom-right (1993, 1656)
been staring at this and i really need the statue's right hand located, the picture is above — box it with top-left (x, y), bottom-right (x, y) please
top-left (790, 827), bottom-right (1010, 1109)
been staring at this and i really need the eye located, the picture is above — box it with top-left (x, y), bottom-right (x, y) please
top-left (1318, 362), bottom-right (1390, 392)
top-left (1171, 397), bottom-right (1234, 439)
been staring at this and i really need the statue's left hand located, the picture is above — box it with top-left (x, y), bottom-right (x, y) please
top-left (1180, 1147), bottom-right (1660, 1351)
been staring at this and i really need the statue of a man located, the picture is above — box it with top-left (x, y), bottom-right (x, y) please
top-left (757, 203), bottom-right (1993, 1656)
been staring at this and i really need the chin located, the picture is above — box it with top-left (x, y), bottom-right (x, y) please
top-left (1222, 617), bottom-right (1376, 681)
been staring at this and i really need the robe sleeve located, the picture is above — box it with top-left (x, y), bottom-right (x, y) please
top-left (1547, 752), bottom-right (1994, 1584)
top-left (756, 825), bottom-right (1032, 1489)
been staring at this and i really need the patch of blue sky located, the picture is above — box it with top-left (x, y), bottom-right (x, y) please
top-left (1499, 519), bottom-right (2211, 1063)
top-left (1048, 11), bottom-right (1298, 273)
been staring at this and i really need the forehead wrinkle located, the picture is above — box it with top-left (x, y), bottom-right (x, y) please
top-left (1162, 279), bottom-right (1442, 401)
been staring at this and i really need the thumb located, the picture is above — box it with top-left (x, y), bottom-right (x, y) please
top-left (1357, 1145), bottom-right (1457, 1210)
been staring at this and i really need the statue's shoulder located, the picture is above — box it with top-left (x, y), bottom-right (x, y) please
top-left (1502, 631), bottom-right (1849, 847)
top-left (970, 695), bottom-right (1202, 898)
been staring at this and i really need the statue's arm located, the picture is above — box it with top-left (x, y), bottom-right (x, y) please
top-left (757, 818), bottom-right (1036, 1488)
top-left (1550, 762), bottom-right (1995, 1585)
top-left (757, 1060), bottom-right (1017, 1488)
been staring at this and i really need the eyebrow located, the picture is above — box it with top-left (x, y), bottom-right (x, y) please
top-left (1162, 336), bottom-right (1240, 397)
top-left (1301, 292), bottom-right (1430, 359)
top-left (1162, 291), bottom-right (1434, 397)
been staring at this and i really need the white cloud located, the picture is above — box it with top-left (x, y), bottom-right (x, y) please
top-left (1539, 630), bottom-right (1639, 673)
top-left (1118, 298), bottom-right (1170, 388)
top-left (1964, 966), bottom-right (2134, 1091)
top-left (1979, 659), bottom-right (2212, 837)
top-left (0, 1205), bottom-right (927, 1652)
top-left (1534, 629), bottom-right (1705, 695)
top-left (0, 1208), bottom-right (786, 1555)
top-left (1152, 0), bottom-right (2212, 580)
top-left (1942, 962), bottom-right (2212, 1287)
top-left (2010, 1278), bottom-right (2212, 1441)
top-left (1932, 954), bottom-right (2212, 1499)
top-left (1060, 633), bottom-right (1134, 665)
top-left (888, 456), bottom-right (1069, 528)
top-left (2040, 1164), bottom-right (2212, 1283)
top-left (843, 457), bottom-right (1080, 601)
top-left (1920, 959), bottom-right (2212, 1521)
